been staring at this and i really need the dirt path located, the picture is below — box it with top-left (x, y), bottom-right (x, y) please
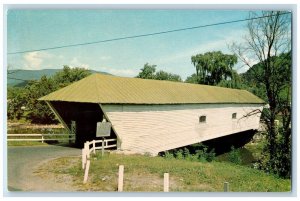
top-left (7, 145), bottom-right (81, 192)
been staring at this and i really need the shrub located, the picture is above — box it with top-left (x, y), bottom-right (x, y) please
top-left (228, 146), bottom-right (242, 165)
top-left (175, 149), bottom-right (184, 160)
top-left (164, 151), bottom-right (174, 160)
top-left (163, 143), bottom-right (216, 163)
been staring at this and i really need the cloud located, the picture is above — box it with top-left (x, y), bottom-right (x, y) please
top-left (156, 29), bottom-right (247, 65)
top-left (23, 51), bottom-right (52, 70)
top-left (99, 56), bottom-right (111, 61)
top-left (70, 57), bottom-right (90, 69)
top-left (98, 66), bottom-right (139, 77)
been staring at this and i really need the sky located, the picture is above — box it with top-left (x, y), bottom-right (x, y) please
top-left (6, 9), bottom-right (271, 80)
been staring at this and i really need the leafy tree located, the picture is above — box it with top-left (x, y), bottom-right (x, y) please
top-left (25, 76), bottom-right (59, 124)
top-left (7, 87), bottom-right (27, 120)
top-left (217, 70), bottom-right (243, 89)
top-left (155, 70), bottom-right (182, 82)
top-left (7, 65), bottom-right (92, 124)
top-left (185, 73), bottom-right (198, 84)
top-left (231, 11), bottom-right (291, 178)
top-left (191, 51), bottom-right (238, 85)
top-left (53, 65), bottom-right (92, 88)
top-left (136, 63), bottom-right (156, 79)
top-left (136, 63), bottom-right (182, 82)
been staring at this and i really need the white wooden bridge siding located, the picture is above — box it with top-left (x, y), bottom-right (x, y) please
top-left (101, 104), bottom-right (263, 155)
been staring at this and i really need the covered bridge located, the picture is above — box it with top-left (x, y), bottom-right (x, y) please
top-left (39, 73), bottom-right (264, 155)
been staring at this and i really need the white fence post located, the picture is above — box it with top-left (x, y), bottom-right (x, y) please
top-left (118, 165), bottom-right (124, 192)
top-left (164, 173), bottom-right (169, 192)
top-left (83, 159), bottom-right (90, 184)
top-left (101, 138), bottom-right (104, 156)
top-left (84, 142), bottom-right (90, 159)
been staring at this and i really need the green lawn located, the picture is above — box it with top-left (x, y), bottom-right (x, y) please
top-left (7, 141), bottom-right (48, 146)
top-left (41, 152), bottom-right (291, 192)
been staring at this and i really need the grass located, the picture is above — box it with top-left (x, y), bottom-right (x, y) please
top-left (7, 141), bottom-right (48, 146)
top-left (39, 152), bottom-right (291, 192)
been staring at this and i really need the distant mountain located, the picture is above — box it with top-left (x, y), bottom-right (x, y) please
top-left (7, 69), bottom-right (110, 87)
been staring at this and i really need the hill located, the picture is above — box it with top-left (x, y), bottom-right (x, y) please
top-left (7, 69), bottom-right (110, 87)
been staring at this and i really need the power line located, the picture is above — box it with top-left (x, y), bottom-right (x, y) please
top-left (8, 12), bottom-right (291, 55)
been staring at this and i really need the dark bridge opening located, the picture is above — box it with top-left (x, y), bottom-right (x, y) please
top-left (202, 129), bottom-right (257, 155)
top-left (158, 129), bottom-right (257, 156)
top-left (49, 101), bottom-right (117, 148)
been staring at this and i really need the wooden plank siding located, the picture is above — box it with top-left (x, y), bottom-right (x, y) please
top-left (102, 104), bottom-right (263, 155)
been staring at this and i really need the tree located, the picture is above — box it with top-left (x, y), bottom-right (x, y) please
top-left (155, 70), bottom-right (182, 82)
top-left (136, 63), bottom-right (156, 79)
top-left (7, 66), bottom-right (92, 124)
top-left (231, 11), bottom-right (291, 178)
top-left (53, 65), bottom-right (92, 88)
top-left (191, 51), bottom-right (238, 85)
top-left (25, 76), bottom-right (59, 124)
top-left (136, 63), bottom-right (182, 82)
top-left (7, 87), bottom-right (27, 120)
top-left (185, 73), bottom-right (198, 84)
top-left (217, 70), bottom-right (243, 89)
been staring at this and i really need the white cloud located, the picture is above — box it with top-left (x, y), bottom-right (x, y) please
top-left (156, 29), bottom-right (247, 66)
top-left (99, 56), bottom-right (111, 61)
top-left (23, 51), bottom-right (52, 70)
top-left (98, 66), bottom-right (139, 77)
top-left (70, 57), bottom-right (90, 69)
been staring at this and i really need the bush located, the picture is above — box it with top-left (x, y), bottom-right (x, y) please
top-left (175, 149), bottom-right (184, 160)
top-left (228, 146), bottom-right (242, 165)
top-left (255, 127), bottom-right (291, 179)
top-left (164, 151), bottom-right (174, 160)
top-left (163, 143), bottom-right (215, 162)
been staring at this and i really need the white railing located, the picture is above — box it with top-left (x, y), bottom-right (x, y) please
top-left (82, 138), bottom-right (117, 183)
top-left (7, 133), bottom-right (76, 143)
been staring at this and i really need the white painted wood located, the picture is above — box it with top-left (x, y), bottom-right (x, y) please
top-left (164, 173), bottom-right (169, 192)
top-left (94, 144), bottom-right (117, 149)
top-left (102, 103), bottom-right (263, 155)
top-left (102, 138), bottom-right (104, 156)
top-left (83, 159), bottom-right (90, 184)
top-left (7, 134), bottom-right (75, 136)
top-left (118, 165), bottom-right (124, 192)
top-left (7, 138), bottom-right (75, 141)
top-left (81, 139), bottom-right (117, 168)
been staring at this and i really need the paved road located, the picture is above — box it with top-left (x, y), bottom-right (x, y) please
top-left (7, 145), bottom-right (81, 192)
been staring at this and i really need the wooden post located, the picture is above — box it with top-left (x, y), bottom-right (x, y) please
top-left (84, 142), bottom-right (90, 159)
top-left (70, 121), bottom-right (76, 144)
top-left (102, 138), bottom-right (105, 156)
top-left (118, 165), bottom-right (124, 192)
top-left (93, 140), bottom-right (96, 154)
top-left (82, 148), bottom-right (85, 169)
top-left (41, 135), bottom-right (44, 143)
top-left (83, 159), bottom-right (90, 183)
top-left (164, 173), bottom-right (169, 192)
top-left (224, 182), bottom-right (229, 192)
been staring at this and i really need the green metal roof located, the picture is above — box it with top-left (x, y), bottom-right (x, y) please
top-left (39, 73), bottom-right (265, 104)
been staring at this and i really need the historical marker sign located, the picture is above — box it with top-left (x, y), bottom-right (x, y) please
top-left (96, 122), bottom-right (111, 137)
